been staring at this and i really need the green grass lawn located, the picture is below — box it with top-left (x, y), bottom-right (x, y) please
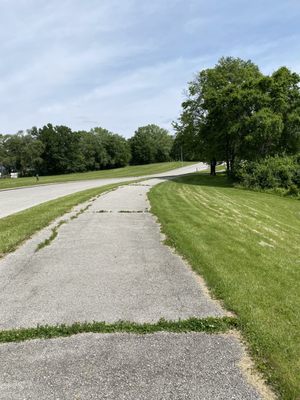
top-left (0, 181), bottom-right (129, 257)
top-left (0, 162), bottom-right (195, 190)
top-left (148, 173), bottom-right (300, 400)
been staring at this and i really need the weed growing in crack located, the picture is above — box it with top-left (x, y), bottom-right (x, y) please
top-left (0, 317), bottom-right (238, 343)
top-left (35, 219), bottom-right (67, 252)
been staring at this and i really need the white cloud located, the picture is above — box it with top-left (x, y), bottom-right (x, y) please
top-left (0, 0), bottom-right (299, 136)
top-left (31, 56), bottom-right (210, 136)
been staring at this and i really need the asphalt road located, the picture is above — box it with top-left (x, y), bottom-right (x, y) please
top-left (0, 162), bottom-right (206, 218)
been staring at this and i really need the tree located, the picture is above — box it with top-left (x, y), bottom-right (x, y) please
top-left (174, 57), bottom-right (300, 174)
top-left (175, 57), bottom-right (264, 173)
top-left (33, 124), bottom-right (83, 174)
top-left (91, 127), bottom-right (131, 168)
top-left (129, 124), bottom-right (173, 165)
top-left (0, 124), bottom-right (132, 176)
top-left (269, 67), bottom-right (300, 154)
top-left (77, 130), bottom-right (99, 171)
top-left (171, 125), bottom-right (200, 162)
top-left (0, 134), bottom-right (9, 170)
top-left (0, 132), bottom-right (44, 175)
top-left (241, 108), bottom-right (284, 159)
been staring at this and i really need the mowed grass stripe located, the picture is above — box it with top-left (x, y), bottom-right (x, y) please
top-left (0, 181), bottom-right (131, 257)
top-left (0, 317), bottom-right (238, 344)
top-left (181, 178), bottom-right (298, 253)
top-left (148, 173), bottom-right (300, 400)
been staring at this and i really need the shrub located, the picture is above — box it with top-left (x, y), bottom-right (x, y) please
top-left (234, 155), bottom-right (300, 195)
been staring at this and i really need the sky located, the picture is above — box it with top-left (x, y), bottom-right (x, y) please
top-left (0, 0), bottom-right (300, 138)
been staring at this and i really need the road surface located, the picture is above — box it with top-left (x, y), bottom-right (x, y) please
top-left (0, 162), bottom-right (206, 218)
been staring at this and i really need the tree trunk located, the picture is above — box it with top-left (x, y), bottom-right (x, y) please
top-left (229, 155), bottom-right (235, 176)
top-left (210, 159), bottom-right (216, 176)
top-left (226, 159), bottom-right (230, 175)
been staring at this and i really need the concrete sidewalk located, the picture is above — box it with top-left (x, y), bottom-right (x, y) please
top-left (0, 333), bottom-right (263, 400)
top-left (0, 177), bottom-right (272, 399)
top-left (0, 179), bottom-right (224, 329)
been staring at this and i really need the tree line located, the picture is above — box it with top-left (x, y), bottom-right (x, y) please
top-left (0, 124), bottom-right (174, 176)
top-left (2, 56), bottom-right (299, 187)
top-left (173, 57), bottom-right (300, 178)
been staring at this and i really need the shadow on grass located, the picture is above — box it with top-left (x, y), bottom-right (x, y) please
top-left (156, 172), bottom-right (233, 189)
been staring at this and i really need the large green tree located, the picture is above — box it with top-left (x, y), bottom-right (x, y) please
top-left (33, 124), bottom-right (84, 174)
top-left (270, 67), bottom-right (300, 154)
top-left (174, 57), bottom-right (300, 174)
top-left (91, 127), bottom-right (131, 168)
top-left (0, 132), bottom-right (44, 175)
top-left (130, 124), bottom-right (173, 165)
top-left (77, 129), bottom-right (110, 171)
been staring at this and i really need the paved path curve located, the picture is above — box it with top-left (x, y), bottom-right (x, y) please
top-left (0, 162), bottom-right (206, 218)
top-left (0, 175), bottom-right (272, 399)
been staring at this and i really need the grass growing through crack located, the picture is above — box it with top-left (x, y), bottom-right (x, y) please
top-left (35, 203), bottom-right (95, 251)
top-left (0, 161), bottom-right (196, 190)
top-left (148, 173), bottom-right (300, 400)
top-left (35, 220), bottom-right (67, 251)
top-left (36, 227), bottom-right (58, 251)
top-left (0, 182), bottom-right (130, 258)
top-left (0, 317), bottom-right (237, 343)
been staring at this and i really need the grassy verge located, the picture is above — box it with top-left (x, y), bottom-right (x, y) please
top-left (148, 173), bottom-right (300, 400)
top-left (0, 182), bottom-right (129, 257)
top-left (0, 161), bottom-right (196, 190)
top-left (0, 317), bottom-right (237, 344)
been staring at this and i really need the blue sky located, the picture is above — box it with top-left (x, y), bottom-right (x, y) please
top-left (1, 0), bottom-right (299, 137)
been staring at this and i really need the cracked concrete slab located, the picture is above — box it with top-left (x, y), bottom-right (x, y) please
top-left (0, 332), bottom-right (263, 400)
top-left (88, 182), bottom-right (153, 212)
top-left (0, 179), bottom-right (225, 329)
